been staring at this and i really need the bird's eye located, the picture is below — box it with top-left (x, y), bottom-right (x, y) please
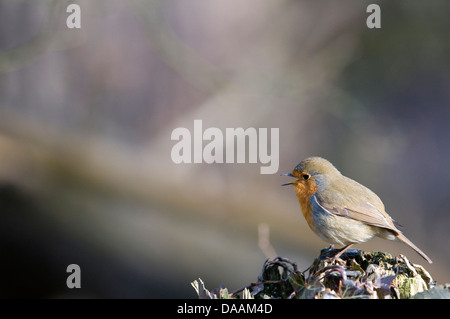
top-left (302, 174), bottom-right (310, 180)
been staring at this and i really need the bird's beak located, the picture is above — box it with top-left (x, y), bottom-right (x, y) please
top-left (281, 173), bottom-right (298, 186)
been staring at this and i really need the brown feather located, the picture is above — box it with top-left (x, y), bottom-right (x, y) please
top-left (316, 175), bottom-right (399, 233)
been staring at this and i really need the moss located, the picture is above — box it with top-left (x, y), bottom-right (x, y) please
top-left (192, 248), bottom-right (446, 299)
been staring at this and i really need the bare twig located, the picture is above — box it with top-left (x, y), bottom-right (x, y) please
top-left (258, 223), bottom-right (278, 260)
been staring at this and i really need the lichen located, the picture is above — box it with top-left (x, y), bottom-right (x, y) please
top-left (191, 248), bottom-right (447, 299)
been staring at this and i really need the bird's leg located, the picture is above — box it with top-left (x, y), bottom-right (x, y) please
top-left (329, 243), bottom-right (353, 263)
top-left (320, 244), bottom-right (334, 254)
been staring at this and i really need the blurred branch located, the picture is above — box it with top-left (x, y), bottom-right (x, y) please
top-left (0, 0), bottom-right (70, 73)
top-left (130, 0), bottom-right (227, 93)
top-left (258, 223), bottom-right (277, 260)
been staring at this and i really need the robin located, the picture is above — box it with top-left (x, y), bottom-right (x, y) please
top-left (282, 156), bottom-right (432, 264)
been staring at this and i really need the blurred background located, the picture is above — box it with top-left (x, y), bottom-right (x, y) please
top-left (0, 0), bottom-right (449, 298)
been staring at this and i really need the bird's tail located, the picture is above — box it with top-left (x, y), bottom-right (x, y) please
top-left (396, 233), bottom-right (432, 264)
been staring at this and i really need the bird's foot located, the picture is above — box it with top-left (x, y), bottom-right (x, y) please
top-left (322, 244), bottom-right (354, 264)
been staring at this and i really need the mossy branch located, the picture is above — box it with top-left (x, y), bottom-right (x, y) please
top-left (192, 248), bottom-right (450, 299)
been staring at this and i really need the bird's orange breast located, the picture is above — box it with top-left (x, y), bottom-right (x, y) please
top-left (294, 180), bottom-right (319, 230)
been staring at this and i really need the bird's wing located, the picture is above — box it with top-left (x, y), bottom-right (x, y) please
top-left (314, 181), bottom-right (400, 234)
top-left (320, 200), bottom-right (398, 232)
